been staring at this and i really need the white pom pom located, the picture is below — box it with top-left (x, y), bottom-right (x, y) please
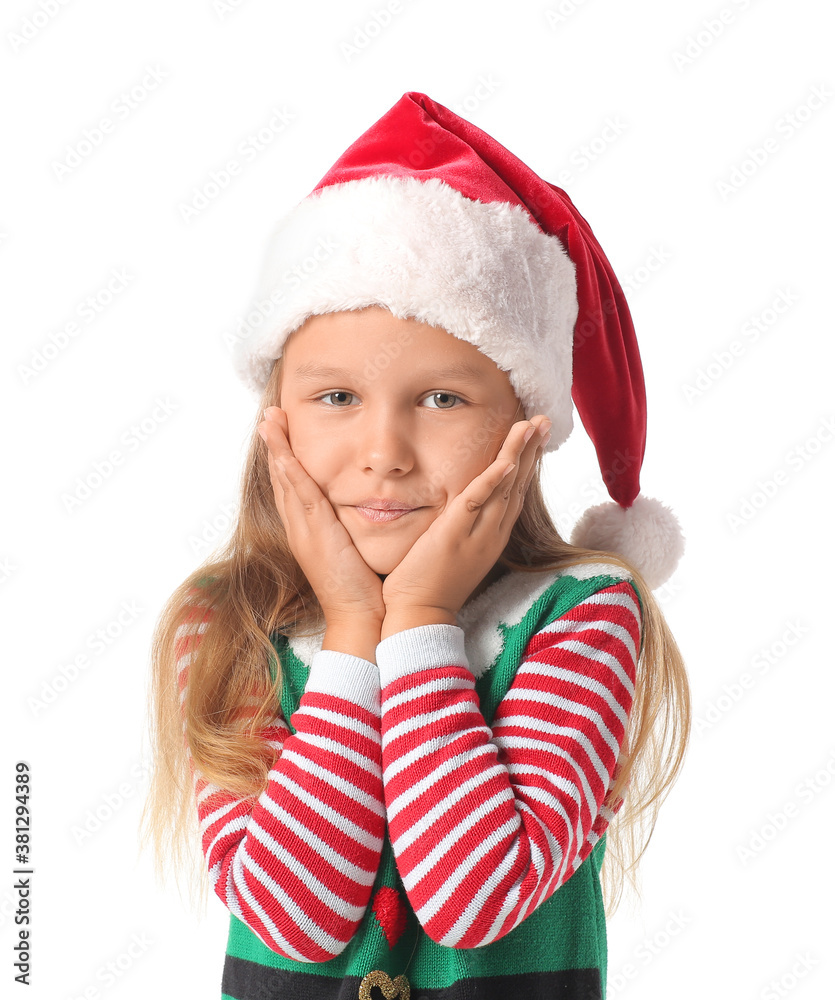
top-left (569, 494), bottom-right (685, 590)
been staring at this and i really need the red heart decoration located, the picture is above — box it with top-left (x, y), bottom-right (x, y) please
top-left (372, 887), bottom-right (408, 949)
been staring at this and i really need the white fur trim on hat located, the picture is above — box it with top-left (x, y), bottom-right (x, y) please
top-left (570, 494), bottom-right (685, 590)
top-left (231, 174), bottom-right (578, 450)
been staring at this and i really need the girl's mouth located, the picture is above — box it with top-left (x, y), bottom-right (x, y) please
top-left (353, 506), bottom-right (418, 523)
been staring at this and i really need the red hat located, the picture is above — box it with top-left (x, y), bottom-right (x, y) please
top-left (233, 92), bottom-right (684, 588)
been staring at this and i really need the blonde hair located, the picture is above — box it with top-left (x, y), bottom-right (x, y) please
top-left (139, 351), bottom-right (690, 916)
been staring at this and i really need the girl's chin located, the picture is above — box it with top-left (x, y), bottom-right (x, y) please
top-left (361, 557), bottom-right (402, 577)
top-left (338, 514), bottom-right (429, 576)
top-left (351, 541), bottom-right (411, 577)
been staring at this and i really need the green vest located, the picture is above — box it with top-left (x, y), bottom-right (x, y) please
top-left (222, 568), bottom-right (639, 999)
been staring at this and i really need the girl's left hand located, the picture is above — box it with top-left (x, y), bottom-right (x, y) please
top-left (381, 416), bottom-right (551, 624)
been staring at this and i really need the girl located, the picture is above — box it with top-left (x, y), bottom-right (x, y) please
top-left (143, 92), bottom-right (690, 999)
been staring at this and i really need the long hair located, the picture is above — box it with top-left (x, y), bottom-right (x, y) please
top-left (139, 350), bottom-right (690, 915)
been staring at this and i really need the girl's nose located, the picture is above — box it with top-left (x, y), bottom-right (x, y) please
top-left (357, 414), bottom-right (415, 474)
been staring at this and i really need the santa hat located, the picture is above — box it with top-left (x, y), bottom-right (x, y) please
top-left (232, 91), bottom-right (684, 590)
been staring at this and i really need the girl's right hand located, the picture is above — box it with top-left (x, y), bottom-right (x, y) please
top-left (258, 406), bottom-right (387, 627)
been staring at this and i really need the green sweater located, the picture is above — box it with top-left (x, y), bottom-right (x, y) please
top-left (214, 564), bottom-right (642, 999)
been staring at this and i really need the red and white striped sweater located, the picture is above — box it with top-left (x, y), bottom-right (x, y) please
top-left (175, 578), bottom-right (641, 961)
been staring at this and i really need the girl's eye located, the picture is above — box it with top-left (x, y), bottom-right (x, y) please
top-left (315, 391), bottom-right (463, 409)
top-left (423, 392), bottom-right (462, 409)
top-left (318, 391), bottom-right (355, 406)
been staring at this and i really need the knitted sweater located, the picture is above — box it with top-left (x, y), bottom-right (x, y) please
top-left (176, 563), bottom-right (643, 999)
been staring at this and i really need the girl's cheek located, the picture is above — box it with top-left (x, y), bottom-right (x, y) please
top-left (293, 433), bottom-right (340, 484)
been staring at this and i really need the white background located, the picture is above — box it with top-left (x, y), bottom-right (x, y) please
top-left (3, 0), bottom-right (833, 997)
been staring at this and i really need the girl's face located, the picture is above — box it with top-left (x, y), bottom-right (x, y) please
top-left (277, 305), bottom-right (524, 576)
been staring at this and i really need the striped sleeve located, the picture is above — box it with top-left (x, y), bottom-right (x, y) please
top-left (175, 596), bottom-right (386, 961)
top-left (376, 580), bottom-right (641, 949)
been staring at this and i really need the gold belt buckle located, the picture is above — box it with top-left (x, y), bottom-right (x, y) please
top-left (358, 969), bottom-right (411, 999)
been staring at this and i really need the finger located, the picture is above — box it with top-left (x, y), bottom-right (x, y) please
top-left (259, 407), bottom-right (294, 467)
top-left (258, 409), bottom-right (304, 527)
top-left (495, 416), bottom-right (551, 529)
top-left (258, 409), bottom-right (338, 529)
top-left (503, 416), bottom-right (550, 478)
top-left (263, 405), bottom-right (288, 435)
top-left (487, 418), bottom-right (542, 492)
top-left (496, 417), bottom-right (545, 468)
top-left (445, 444), bottom-right (522, 529)
top-left (258, 421), bottom-right (289, 524)
top-left (260, 409), bottom-right (308, 487)
top-left (451, 417), bottom-right (550, 531)
top-left (513, 415), bottom-right (552, 491)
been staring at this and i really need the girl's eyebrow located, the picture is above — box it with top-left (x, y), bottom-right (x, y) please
top-left (290, 361), bottom-right (487, 384)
